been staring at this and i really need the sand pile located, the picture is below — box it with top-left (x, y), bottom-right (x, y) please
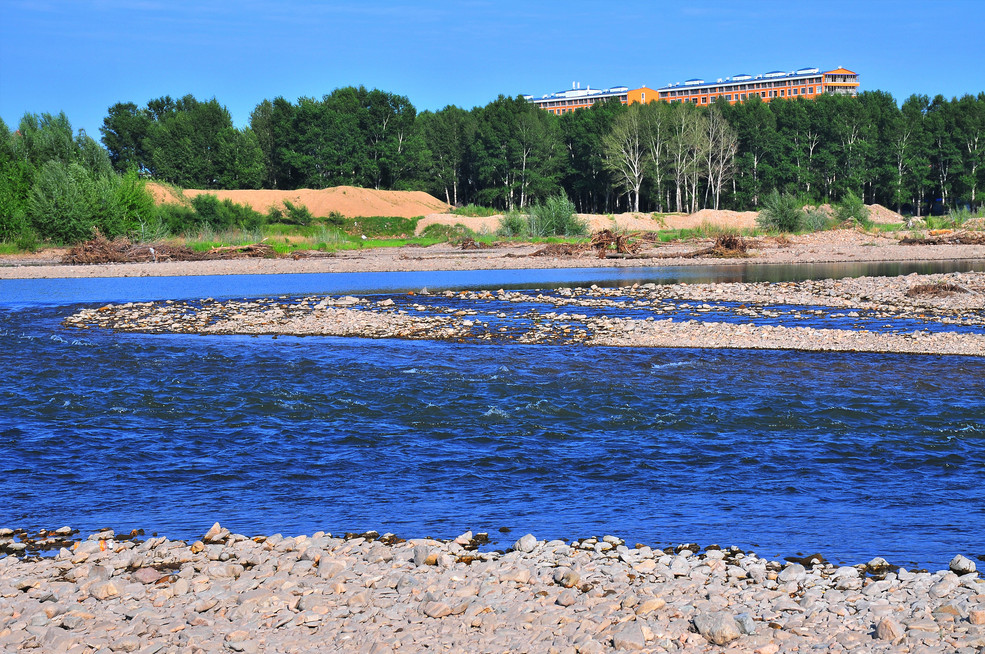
top-left (147, 184), bottom-right (450, 219)
top-left (866, 204), bottom-right (906, 224)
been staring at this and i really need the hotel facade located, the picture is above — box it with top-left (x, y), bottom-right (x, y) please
top-left (525, 67), bottom-right (859, 115)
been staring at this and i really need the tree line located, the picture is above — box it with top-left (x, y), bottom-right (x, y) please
top-left (2, 86), bottom-right (983, 245)
top-left (100, 87), bottom-right (984, 215)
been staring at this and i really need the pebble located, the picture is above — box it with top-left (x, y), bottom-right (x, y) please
top-left (1, 529), bottom-right (982, 653)
top-left (61, 271), bottom-right (985, 357)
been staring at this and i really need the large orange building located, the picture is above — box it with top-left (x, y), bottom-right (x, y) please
top-left (657, 67), bottom-right (859, 105)
top-left (523, 83), bottom-right (660, 115)
top-left (525, 67), bottom-right (859, 113)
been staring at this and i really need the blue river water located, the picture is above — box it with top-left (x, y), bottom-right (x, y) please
top-left (1, 262), bottom-right (983, 570)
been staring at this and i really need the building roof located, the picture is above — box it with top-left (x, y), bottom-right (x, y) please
top-left (824, 67), bottom-right (857, 76)
top-left (657, 67), bottom-right (825, 91)
top-left (528, 84), bottom-right (631, 102)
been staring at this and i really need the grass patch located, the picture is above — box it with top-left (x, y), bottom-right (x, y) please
top-left (451, 204), bottom-right (500, 218)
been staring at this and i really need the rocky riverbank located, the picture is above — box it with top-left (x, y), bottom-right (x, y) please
top-left (0, 525), bottom-right (982, 653)
top-left (63, 271), bottom-right (985, 357)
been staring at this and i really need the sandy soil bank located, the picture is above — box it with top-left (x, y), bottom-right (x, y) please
top-left (0, 526), bottom-right (981, 653)
top-left (3, 231), bottom-right (985, 280)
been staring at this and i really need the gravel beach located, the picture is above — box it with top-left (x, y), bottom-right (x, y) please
top-left (64, 271), bottom-right (985, 357)
top-left (1, 526), bottom-right (982, 653)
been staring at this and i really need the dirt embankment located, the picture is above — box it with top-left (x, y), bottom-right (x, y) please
top-left (147, 183), bottom-right (450, 219)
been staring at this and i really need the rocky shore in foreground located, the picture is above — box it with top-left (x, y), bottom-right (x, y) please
top-left (64, 271), bottom-right (985, 357)
top-left (1, 525), bottom-right (982, 653)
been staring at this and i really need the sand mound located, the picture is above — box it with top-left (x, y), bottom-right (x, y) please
top-left (670, 209), bottom-right (760, 230)
top-left (866, 204), bottom-right (906, 224)
top-left (147, 184), bottom-right (450, 219)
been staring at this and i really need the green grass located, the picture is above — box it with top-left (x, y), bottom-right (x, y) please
top-left (451, 204), bottom-right (501, 218)
top-left (656, 223), bottom-right (762, 242)
top-left (0, 242), bottom-right (22, 255)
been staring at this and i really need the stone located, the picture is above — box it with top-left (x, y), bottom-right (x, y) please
top-left (876, 617), bottom-right (905, 642)
top-left (693, 612), bottom-right (742, 645)
top-left (611, 622), bottom-right (646, 650)
top-left (553, 567), bottom-right (580, 588)
top-left (635, 597), bottom-right (666, 615)
top-left (969, 609), bottom-right (985, 625)
top-left (556, 589), bottom-right (577, 607)
top-left (950, 554), bottom-right (977, 575)
top-left (777, 563), bottom-right (806, 583)
top-left (512, 534), bottom-right (538, 553)
top-left (423, 601), bottom-right (452, 618)
top-left (89, 581), bottom-right (121, 600)
top-left (413, 545), bottom-right (430, 566)
top-left (735, 613), bottom-right (757, 635)
top-left (132, 568), bottom-right (162, 585)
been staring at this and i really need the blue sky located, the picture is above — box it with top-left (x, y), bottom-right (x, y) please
top-left (1, 0), bottom-right (983, 140)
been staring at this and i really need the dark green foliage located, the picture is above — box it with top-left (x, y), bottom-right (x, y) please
top-left (756, 192), bottom-right (804, 232)
top-left (802, 207), bottom-right (832, 232)
top-left (157, 203), bottom-right (198, 235)
top-left (496, 211), bottom-right (529, 237)
top-left (189, 194), bottom-right (266, 231)
top-left (835, 190), bottom-right (870, 227)
top-left (528, 194), bottom-right (584, 236)
top-left (419, 223), bottom-right (476, 241)
top-left (279, 200), bottom-right (315, 226)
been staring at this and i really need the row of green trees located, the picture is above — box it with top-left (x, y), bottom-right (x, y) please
top-left (99, 88), bottom-right (985, 216)
top-left (0, 113), bottom-right (155, 245)
top-left (3, 87), bottom-right (983, 246)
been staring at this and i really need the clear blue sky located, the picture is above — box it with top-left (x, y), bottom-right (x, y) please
top-left (2, 0), bottom-right (983, 140)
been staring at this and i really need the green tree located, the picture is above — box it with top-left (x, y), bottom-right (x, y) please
top-left (602, 103), bottom-right (647, 212)
top-left (100, 102), bottom-right (152, 173)
top-left (418, 105), bottom-right (475, 205)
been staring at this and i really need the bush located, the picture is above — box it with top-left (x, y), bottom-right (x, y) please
top-left (803, 207), bottom-right (832, 232)
top-left (528, 194), bottom-right (585, 237)
top-left (497, 211), bottom-right (529, 237)
top-left (756, 192), bottom-right (804, 233)
top-left (835, 190), bottom-right (870, 227)
top-left (190, 194), bottom-right (266, 231)
top-left (281, 200), bottom-right (315, 226)
top-left (420, 223), bottom-right (476, 241)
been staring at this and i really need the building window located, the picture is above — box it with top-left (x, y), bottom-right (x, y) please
top-left (816, 86), bottom-right (821, 94)
top-left (726, 94), bottom-right (732, 101)
top-left (641, 92), bottom-right (645, 102)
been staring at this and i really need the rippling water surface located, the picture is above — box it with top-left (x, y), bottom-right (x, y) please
top-left (1, 265), bottom-right (983, 570)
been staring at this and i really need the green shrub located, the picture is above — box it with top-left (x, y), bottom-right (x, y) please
top-left (157, 203), bottom-right (198, 235)
top-left (325, 210), bottom-right (345, 227)
top-left (835, 190), bottom-right (870, 227)
top-left (420, 222), bottom-right (476, 241)
top-left (281, 200), bottom-right (315, 226)
top-left (190, 194), bottom-right (266, 231)
top-left (756, 192), bottom-right (804, 233)
top-left (497, 211), bottom-right (529, 237)
top-left (528, 194), bottom-right (585, 236)
top-left (803, 207), bottom-right (832, 232)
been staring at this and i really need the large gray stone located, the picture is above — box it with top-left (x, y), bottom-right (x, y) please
top-left (693, 612), bottom-right (742, 645)
top-left (950, 554), bottom-right (977, 575)
top-left (512, 533), bottom-right (538, 553)
top-left (611, 621), bottom-right (646, 650)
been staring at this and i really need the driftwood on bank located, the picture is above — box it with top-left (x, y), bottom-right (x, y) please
top-left (63, 234), bottom-right (278, 265)
top-left (900, 230), bottom-right (985, 246)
